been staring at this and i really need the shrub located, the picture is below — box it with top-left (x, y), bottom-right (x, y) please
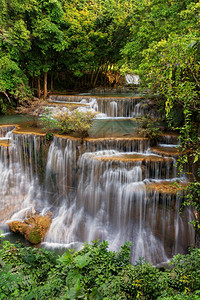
top-left (168, 248), bottom-right (200, 293)
top-left (135, 115), bottom-right (161, 146)
top-left (55, 109), bottom-right (96, 139)
top-left (120, 260), bottom-right (168, 299)
top-left (0, 240), bottom-right (200, 299)
top-left (39, 106), bottom-right (58, 132)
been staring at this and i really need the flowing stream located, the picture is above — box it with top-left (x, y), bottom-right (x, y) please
top-left (0, 95), bottom-right (194, 265)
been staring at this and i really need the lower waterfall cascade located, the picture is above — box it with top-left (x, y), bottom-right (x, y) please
top-left (0, 95), bottom-right (194, 266)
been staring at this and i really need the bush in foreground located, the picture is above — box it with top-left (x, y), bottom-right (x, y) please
top-left (0, 237), bottom-right (200, 299)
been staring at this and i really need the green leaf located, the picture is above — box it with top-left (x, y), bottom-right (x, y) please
top-left (193, 154), bottom-right (199, 164)
top-left (74, 253), bottom-right (91, 268)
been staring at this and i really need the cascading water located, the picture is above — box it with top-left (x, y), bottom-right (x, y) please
top-left (0, 125), bottom-right (15, 139)
top-left (49, 95), bottom-right (141, 118)
top-left (40, 144), bottom-right (193, 265)
top-left (0, 95), bottom-right (194, 266)
top-left (0, 132), bottom-right (45, 225)
top-left (110, 101), bottom-right (118, 117)
top-left (125, 74), bottom-right (140, 85)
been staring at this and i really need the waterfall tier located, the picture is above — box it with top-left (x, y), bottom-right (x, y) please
top-left (0, 95), bottom-right (194, 266)
top-left (49, 95), bottom-right (142, 118)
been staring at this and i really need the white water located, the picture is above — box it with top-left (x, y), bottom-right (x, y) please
top-left (42, 142), bottom-right (193, 264)
top-left (110, 101), bottom-right (118, 117)
top-left (0, 96), bottom-right (194, 265)
top-left (125, 74), bottom-right (140, 85)
top-left (0, 134), bottom-right (43, 225)
top-left (49, 95), bottom-right (140, 118)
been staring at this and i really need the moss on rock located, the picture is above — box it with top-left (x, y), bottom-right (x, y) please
top-left (9, 212), bottom-right (52, 244)
top-left (28, 228), bottom-right (41, 244)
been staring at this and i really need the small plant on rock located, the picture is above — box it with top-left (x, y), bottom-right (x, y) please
top-left (39, 107), bottom-right (58, 133)
top-left (55, 109), bottom-right (97, 139)
top-left (135, 115), bottom-right (161, 146)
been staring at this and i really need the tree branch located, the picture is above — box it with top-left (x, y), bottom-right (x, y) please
top-left (3, 91), bottom-right (11, 103)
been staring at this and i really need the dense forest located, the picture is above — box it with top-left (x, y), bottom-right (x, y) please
top-left (0, 1), bottom-right (199, 97)
top-left (0, 0), bottom-right (200, 299)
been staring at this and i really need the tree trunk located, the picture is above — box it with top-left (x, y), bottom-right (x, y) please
top-left (37, 78), bottom-right (41, 99)
top-left (90, 69), bottom-right (95, 86)
top-left (93, 67), bottom-right (100, 87)
top-left (32, 76), bottom-right (35, 90)
top-left (44, 71), bottom-right (48, 99)
top-left (51, 74), bottom-right (53, 91)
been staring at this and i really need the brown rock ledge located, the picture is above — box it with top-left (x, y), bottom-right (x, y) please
top-left (146, 181), bottom-right (188, 194)
top-left (8, 212), bottom-right (52, 244)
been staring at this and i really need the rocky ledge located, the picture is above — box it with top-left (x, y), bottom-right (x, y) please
top-left (8, 213), bottom-right (52, 244)
top-left (146, 181), bottom-right (188, 194)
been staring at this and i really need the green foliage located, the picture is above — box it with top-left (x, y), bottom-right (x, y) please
top-left (39, 107), bottom-right (58, 132)
top-left (55, 109), bottom-right (97, 138)
top-left (0, 240), bottom-right (200, 299)
top-left (0, 0), bottom-right (137, 104)
top-left (42, 239), bottom-right (166, 299)
top-left (120, 260), bottom-right (168, 299)
top-left (0, 241), bottom-right (57, 299)
top-left (0, 264), bottom-right (25, 299)
top-left (135, 115), bottom-right (161, 145)
top-left (120, 1), bottom-right (200, 177)
top-left (45, 132), bottom-right (54, 141)
top-left (168, 248), bottom-right (200, 293)
top-left (182, 182), bottom-right (200, 246)
top-left (0, 54), bottom-right (31, 113)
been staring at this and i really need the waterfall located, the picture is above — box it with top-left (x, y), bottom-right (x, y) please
top-left (0, 133), bottom-right (45, 224)
top-left (110, 101), bottom-right (118, 117)
top-left (125, 74), bottom-right (140, 85)
top-left (0, 94), bottom-right (194, 266)
top-left (41, 140), bottom-right (192, 265)
top-left (0, 125), bottom-right (15, 138)
top-left (49, 95), bottom-right (141, 118)
top-left (133, 102), bottom-right (142, 117)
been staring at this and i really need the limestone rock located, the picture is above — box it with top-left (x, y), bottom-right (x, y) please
top-left (9, 212), bottom-right (52, 244)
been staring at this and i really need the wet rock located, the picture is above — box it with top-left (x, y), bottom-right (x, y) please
top-left (8, 212), bottom-right (52, 244)
top-left (150, 145), bottom-right (182, 157)
top-left (0, 139), bottom-right (10, 147)
top-left (146, 181), bottom-right (188, 194)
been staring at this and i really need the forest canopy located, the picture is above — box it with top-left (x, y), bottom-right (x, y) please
top-left (0, 0), bottom-right (199, 98)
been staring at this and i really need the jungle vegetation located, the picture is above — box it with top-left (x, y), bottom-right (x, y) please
top-left (0, 236), bottom-right (200, 299)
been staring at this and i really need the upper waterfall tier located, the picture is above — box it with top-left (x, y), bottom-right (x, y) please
top-left (0, 125), bottom-right (16, 137)
top-left (49, 94), bottom-right (160, 119)
top-left (150, 145), bottom-right (182, 157)
top-left (159, 133), bottom-right (179, 145)
top-left (49, 95), bottom-right (143, 118)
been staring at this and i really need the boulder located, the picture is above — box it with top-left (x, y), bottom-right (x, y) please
top-left (9, 212), bottom-right (52, 244)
